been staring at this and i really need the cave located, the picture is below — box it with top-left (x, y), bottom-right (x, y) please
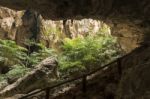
top-left (0, 0), bottom-right (150, 98)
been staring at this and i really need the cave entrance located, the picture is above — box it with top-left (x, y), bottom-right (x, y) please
top-left (40, 18), bottom-right (123, 75)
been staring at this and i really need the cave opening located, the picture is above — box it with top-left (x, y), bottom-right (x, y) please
top-left (0, 0), bottom-right (150, 98)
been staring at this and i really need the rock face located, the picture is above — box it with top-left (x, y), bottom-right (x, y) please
top-left (0, 6), bottom-right (18, 40)
top-left (41, 19), bottom-right (110, 49)
top-left (0, 0), bottom-right (149, 20)
top-left (15, 9), bottom-right (43, 46)
top-left (110, 20), bottom-right (149, 52)
top-left (0, 7), bottom-right (44, 47)
top-left (0, 57), bottom-right (58, 98)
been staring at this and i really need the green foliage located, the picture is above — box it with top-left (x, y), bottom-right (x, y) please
top-left (0, 39), bottom-right (30, 83)
top-left (25, 42), bottom-right (57, 67)
top-left (0, 75), bottom-right (5, 82)
top-left (6, 65), bottom-right (30, 79)
top-left (0, 39), bottom-right (27, 67)
top-left (0, 39), bottom-right (56, 68)
top-left (0, 21), bottom-right (122, 83)
top-left (59, 35), bottom-right (121, 73)
top-left (0, 39), bottom-right (56, 82)
top-left (0, 65), bottom-right (30, 83)
top-left (42, 26), bottom-right (64, 42)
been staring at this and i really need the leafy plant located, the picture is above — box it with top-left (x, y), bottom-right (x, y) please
top-left (6, 65), bottom-right (30, 79)
top-left (25, 42), bottom-right (57, 67)
top-left (0, 65), bottom-right (30, 83)
top-left (59, 34), bottom-right (121, 73)
top-left (0, 39), bottom-right (27, 67)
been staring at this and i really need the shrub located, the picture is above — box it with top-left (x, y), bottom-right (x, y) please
top-left (59, 35), bottom-right (121, 73)
top-left (25, 43), bottom-right (57, 67)
top-left (0, 39), bottom-right (27, 67)
top-left (0, 65), bottom-right (30, 84)
top-left (6, 65), bottom-right (30, 79)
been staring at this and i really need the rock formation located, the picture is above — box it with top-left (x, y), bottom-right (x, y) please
top-left (0, 6), bottom-right (18, 40)
top-left (0, 7), bottom-right (44, 47)
top-left (0, 57), bottom-right (58, 98)
top-left (15, 9), bottom-right (43, 47)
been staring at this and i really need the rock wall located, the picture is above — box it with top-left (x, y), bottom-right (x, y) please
top-left (0, 6), bottom-right (19, 40)
top-left (109, 19), bottom-right (149, 52)
top-left (0, 57), bottom-right (58, 98)
top-left (41, 19), bottom-right (110, 49)
top-left (0, 0), bottom-right (149, 20)
top-left (15, 10), bottom-right (43, 46)
top-left (0, 7), bottom-right (44, 47)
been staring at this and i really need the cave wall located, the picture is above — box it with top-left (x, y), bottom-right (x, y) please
top-left (15, 10), bottom-right (43, 46)
top-left (0, 7), bottom-right (20, 40)
top-left (0, 7), bottom-right (43, 47)
top-left (0, 0), bottom-right (149, 21)
top-left (109, 18), bottom-right (150, 52)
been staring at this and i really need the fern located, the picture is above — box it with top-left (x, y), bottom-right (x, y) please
top-left (0, 39), bottom-right (27, 67)
top-left (59, 34), bottom-right (121, 73)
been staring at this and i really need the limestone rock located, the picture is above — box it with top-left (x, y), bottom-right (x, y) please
top-left (0, 57), bottom-right (58, 98)
top-left (0, 6), bottom-right (17, 40)
top-left (0, 7), bottom-right (44, 47)
top-left (15, 10), bottom-right (43, 47)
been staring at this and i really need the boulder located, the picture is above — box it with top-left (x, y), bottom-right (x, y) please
top-left (0, 57), bottom-right (59, 98)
